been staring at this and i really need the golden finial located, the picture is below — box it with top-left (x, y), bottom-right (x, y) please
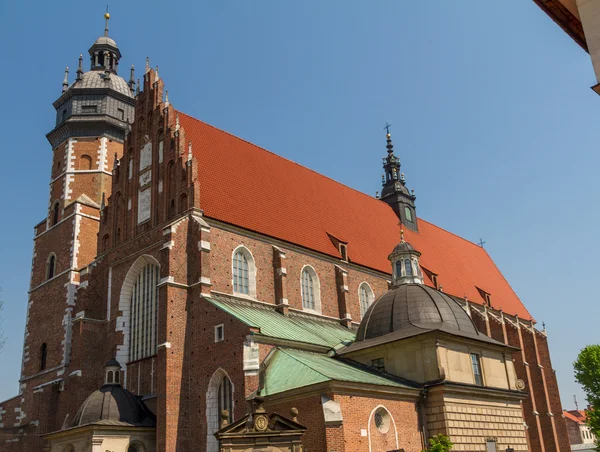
top-left (400, 229), bottom-right (405, 242)
top-left (386, 133), bottom-right (391, 139)
top-left (104, 12), bottom-right (110, 19)
top-left (103, 7), bottom-right (110, 37)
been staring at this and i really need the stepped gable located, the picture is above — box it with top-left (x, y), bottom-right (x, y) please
top-left (178, 112), bottom-right (531, 320)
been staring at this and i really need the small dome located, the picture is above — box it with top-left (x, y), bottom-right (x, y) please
top-left (390, 240), bottom-right (418, 255)
top-left (72, 384), bottom-right (155, 427)
top-left (71, 71), bottom-right (133, 97)
top-left (92, 36), bottom-right (118, 48)
top-left (357, 284), bottom-right (485, 342)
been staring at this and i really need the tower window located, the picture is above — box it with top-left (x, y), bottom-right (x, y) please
top-left (81, 105), bottom-right (97, 114)
top-left (78, 154), bottom-right (92, 170)
top-left (395, 260), bottom-right (402, 277)
top-left (404, 259), bottom-right (413, 276)
top-left (47, 254), bottom-right (56, 280)
top-left (40, 343), bottom-right (47, 371)
top-left (118, 108), bottom-right (125, 120)
top-left (214, 324), bottom-right (224, 342)
top-left (52, 201), bottom-right (60, 226)
top-left (232, 250), bottom-right (249, 295)
top-left (471, 353), bottom-right (483, 386)
top-left (301, 266), bottom-right (320, 312)
top-left (405, 206), bottom-right (413, 222)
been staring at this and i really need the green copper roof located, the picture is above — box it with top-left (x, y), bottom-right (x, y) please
top-left (261, 348), bottom-right (418, 396)
top-left (204, 294), bottom-right (355, 348)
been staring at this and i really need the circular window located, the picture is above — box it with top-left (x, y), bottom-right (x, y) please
top-left (374, 407), bottom-right (391, 433)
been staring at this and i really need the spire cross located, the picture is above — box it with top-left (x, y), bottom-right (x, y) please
top-left (384, 122), bottom-right (392, 135)
top-left (477, 238), bottom-right (486, 248)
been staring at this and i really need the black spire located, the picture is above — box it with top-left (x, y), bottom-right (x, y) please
top-left (379, 126), bottom-right (418, 231)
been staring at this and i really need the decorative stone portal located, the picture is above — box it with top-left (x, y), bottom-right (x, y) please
top-left (214, 397), bottom-right (306, 452)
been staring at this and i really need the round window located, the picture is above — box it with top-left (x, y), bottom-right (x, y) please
top-left (374, 407), bottom-right (391, 433)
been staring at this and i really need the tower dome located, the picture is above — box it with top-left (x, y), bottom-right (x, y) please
top-left (71, 359), bottom-right (155, 427)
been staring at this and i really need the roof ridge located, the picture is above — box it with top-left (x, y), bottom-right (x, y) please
top-left (177, 110), bottom-right (396, 208)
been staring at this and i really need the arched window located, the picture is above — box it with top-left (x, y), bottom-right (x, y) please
top-left (78, 154), bottom-right (93, 170)
top-left (395, 260), bottom-right (402, 277)
top-left (404, 259), bottom-right (413, 276)
top-left (206, 370), bottom-right (234, 452)
top-left (47, 254), bottom-right (56, 280)
top-left (129, 263), bottom-right (160, 361)
top-left (301, 266), bottom-right (320, 312)
top-left (178, 193), bottom-right (188, 213)
top-left (40, 343), bottom-right (47, 371)
top-left (359, 283), bottom-right (375, 318)
top-left (232, 247), bottom-right (256, 298)
top-left (52, 201), bottom-right (60, 226)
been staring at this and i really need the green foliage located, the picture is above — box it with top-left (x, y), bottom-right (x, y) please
top-left (574, 345), bottom-right (600, 449)
top-left (422, 434), bottom-right (453, 452)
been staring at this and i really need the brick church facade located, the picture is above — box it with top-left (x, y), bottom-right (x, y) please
top-left (0, 16), bottom-right (571, 452)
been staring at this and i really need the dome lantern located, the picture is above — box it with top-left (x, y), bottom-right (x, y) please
top-left (388, 230), bottom-right (423, 286)
top-left (104, 358), bottom-right (121, 385)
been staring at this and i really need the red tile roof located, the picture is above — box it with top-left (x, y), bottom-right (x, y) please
top-left (564, 410), bottom-right (588, 424)
top-left (179, 112), bottom-right (532, 320)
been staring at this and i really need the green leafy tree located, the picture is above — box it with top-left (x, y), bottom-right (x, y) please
top-left (422, 434), bottom-right (453, 452)
top-left (574, 345), bottom-right (600, 449)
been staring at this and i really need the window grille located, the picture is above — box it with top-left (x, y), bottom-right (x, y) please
top-left (129, 264), bottom-right (159, 361)
top-left (232, 251), bottom-right (249, 294)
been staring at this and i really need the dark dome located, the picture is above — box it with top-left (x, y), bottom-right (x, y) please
top-left (71, 71), bottom-right (133, 97)
top-left (72, 384), bottom-right (155, 427)
top-left (356, 284), bottom-right (487, 343)
top-left (390, 241), bottom-right (418, 255)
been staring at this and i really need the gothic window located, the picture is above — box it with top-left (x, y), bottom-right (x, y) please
top-left (404, 259), bottom-right (413, 276)
top-left (471, 353), bottom-right (483, 386)
top-left (40, 343), bottom-right (47, 371)
top-left (405, 206), bottom-right (413, 222)
top-left (218, 376), bottom-right (233, 424)
top-left (129, 264), bottom-right (160, 362)
top-left (52, 201), bottom-right (60, 226)
top-left (78, 154), bottom-right (92, 170)
top-left (301, 266), bottom-right (320, 312)
top-left (178, 193), bottom-right (188, 213)
top-left (359, 283), bottom-right (374, 318)
top-left (102, 234), bottom-right (110, 253)
top-left (232, 247), bottom-right (256, 297)
top-left (47, 254), bottom-right (56, 280)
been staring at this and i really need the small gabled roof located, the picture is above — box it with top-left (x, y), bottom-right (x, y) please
top-left (260, 348), bottom-right (419, 397)
top-left (179, 112), bottom-right (532, 320)
top-left (204, 294), bottom-right (355, 349)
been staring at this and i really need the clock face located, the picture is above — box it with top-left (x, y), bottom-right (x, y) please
top-left (254, 415), bottom-right (269, 431)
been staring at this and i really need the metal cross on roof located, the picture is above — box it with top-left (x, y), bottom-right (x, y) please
top-left (384, 122), bottom-right (392, 135)
top-left (477, 238), bottom-right (486, 248)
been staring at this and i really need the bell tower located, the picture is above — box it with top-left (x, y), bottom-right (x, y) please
top-left (20, 13), bottom-right (135, 389)
top-left (379, 129), bottom-right (418, 231)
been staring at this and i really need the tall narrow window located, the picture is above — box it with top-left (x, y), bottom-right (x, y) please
top-left (178, 193), bottom-right (188, 213)
top-left (47, 254), bottom-right (56, 280)
top-left (218, 376), bottom-right (233, 424)
top-left (232, 251), bottom-right (249, 295)
top-left (405, 206), bottom-right (413, 222)
top-left (40, 343), bottom-right (47, 371)
top-left (129, 264), bottom-right (160, 361)
top-left (404, 259), bottom-right (413, 276)
top-left (359, 282), bottom-right (374, 318)
top-left (52, 202), bottom-right (60, 226)
top-left (471, 353), bottom-right (483, 386)
top-left (301, 266), bottom-right (320, 312)
top-left (395, 260), bottom-right (402, 277)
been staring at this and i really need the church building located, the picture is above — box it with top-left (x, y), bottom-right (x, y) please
top-left (0, 14), bottom-right (571, 452)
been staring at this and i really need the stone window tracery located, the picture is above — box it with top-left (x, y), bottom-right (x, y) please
top-left (301, 265), bottom-right (321, 312)
top-left (232, 246), bottom-right (256, 298)
top-left (359, 282), bottom-right (375, 318)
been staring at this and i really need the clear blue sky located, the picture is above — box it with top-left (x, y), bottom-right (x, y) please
top-left (0, 0), bottom-right (597, 409)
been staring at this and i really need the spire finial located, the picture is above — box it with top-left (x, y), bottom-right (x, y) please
top-left (155, 65), bottom-right (159, 80)
top-left (175, 113), bottom-right (180, 133)
top-left (400, 229), bottom-right (405, 243)
top-left (385, 123), bottom-right (394, 155)
top-left (188, 141), bottom-right (193, 163)
top-left (62, 67), bottom-right (69, 93)
top-left (135, 78), bottom-right (140, 95)
top-left (76, 54), bottom-right (83, 81)
top-left (104, 6), bottom-right (110, 38)
top-left (113, 152), bottom-right (119, 170)
top-left (145, 57), bottom-right (150, 73)
top-left (384, 122), bottom-right (392, 136)
top-left (165, 90), bottom-right (169, 107)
